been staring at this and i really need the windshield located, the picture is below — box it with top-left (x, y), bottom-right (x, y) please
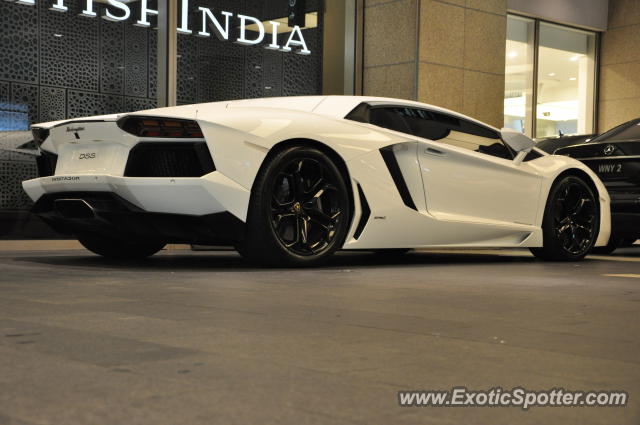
top-left (591, 118), bottom-right (640, 143)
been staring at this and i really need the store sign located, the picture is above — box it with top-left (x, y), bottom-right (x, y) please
top-left (9, 0), bottom-right (312, 55)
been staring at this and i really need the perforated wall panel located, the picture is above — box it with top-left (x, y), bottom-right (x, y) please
top-left (1, 0), bottom-right (324, 219)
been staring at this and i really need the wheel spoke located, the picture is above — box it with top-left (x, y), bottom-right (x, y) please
top-left (557, 223), bottom-right (571, 235)
top-left (305, 178), bottom-right (326, 201)
top-left (571, 197), bottom-right (590, 216)
top-left (299, 216), bottom-right (309, 245)
top-left (273, 213), bottom-right (296, 228)
top-left (306, 208), bottom-right (334, 228)
top-left (291, 161), bottom-right (306, 198)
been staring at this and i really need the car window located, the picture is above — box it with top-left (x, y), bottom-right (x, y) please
top-left (356, 104), bottom-right (513, 160)
top-left (369, 108), bottom-right (412, 134)
top-left (428, 113), bottom-right (513, 160)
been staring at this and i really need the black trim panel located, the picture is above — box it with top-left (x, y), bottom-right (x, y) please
top-left (354, 184), bottom-right (370, 240)
top-left (32, 192), bottom-right (244, 244)
top-left (36, 150), bottom-right (58, 177)
top-left (379, 146), bottom-right (418, 211)
top-left (124, 142), bottom-right (215, 177)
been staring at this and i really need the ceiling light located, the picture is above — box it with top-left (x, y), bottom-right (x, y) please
top-left (508, 51), bottom-right (518, 59)
top-left (548, 72), bottom-right (556, 77)
top-left (53, 33), bottom-right (63, 37)
top-left (569, 77), bottom-right (577, 81)
top-left (570, 55), bottom-right (580, 61)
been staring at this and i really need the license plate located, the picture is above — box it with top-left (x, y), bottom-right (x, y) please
top-left (595, 162), bottom-right (624, 174)
top-left (56, 143), bottom-right (128, 175)
top-left (589, 160), bottom-right (640, 182)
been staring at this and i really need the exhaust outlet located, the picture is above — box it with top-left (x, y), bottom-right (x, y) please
top-left (53, 199), bottom-right (95, 219)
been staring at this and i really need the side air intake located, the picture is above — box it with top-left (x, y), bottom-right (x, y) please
top-left (354, 184), bottom-right (370, 240)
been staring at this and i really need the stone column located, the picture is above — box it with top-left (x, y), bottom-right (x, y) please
top-left (362, 0), bottom-right (419, 100)
top-left (599, 0), bottom-right (640, 132)
top-left (418, 0), bottom-right (506, 128)
top-left (363, 0), bottom-right (507, 128)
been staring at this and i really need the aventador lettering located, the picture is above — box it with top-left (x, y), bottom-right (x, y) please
top-left (51, 176), bottom-right (80, 181)
top-left (9, 0), bottom-right (311, 55)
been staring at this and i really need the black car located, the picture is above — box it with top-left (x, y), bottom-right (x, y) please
top-left (555, 118), bottom-right (640, 253)
top-left (535, 133), bottom-right (596, 154)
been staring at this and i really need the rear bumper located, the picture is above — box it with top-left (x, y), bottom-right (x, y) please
top-left (31, 192), bottom-right (245, 244)
top-left (22, 173), bottom-right (251, 219)
top-left (21, 173), bottom-right (251, 244)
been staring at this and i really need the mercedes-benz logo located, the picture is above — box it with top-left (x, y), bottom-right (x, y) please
top-left (603, 145), bottom-right (616, 156)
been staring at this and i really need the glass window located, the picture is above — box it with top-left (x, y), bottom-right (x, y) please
top-left (369, 108), bottom-right (412, 134)
top-left (504, 15), bottom-right (535, 136)
top-left (536, 23), bottom-right (597, 138)
top-left (435, 119), bottom-right (512, 160)
top-left (503, 15), bottom-right (597, 139)
top-left (369, 107), bottom-right (511, 160)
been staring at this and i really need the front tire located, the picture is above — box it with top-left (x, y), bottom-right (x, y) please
top-left (591, 236), bottom-right (635, 255)
top-left (239, 146), bottom-right (351, 266)
top-left (530, 175), bottom-right (599, 261)
top-left (591, 236), bottom-right (622, 255)
top-left (78, 233), bottom-right (165, 259)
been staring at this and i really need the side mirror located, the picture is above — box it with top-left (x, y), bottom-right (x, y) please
top-left (500, 128), bottom-right (535, 152)
top-left (500, 128), bottom-right (535, 165)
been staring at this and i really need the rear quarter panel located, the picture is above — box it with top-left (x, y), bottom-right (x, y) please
top-left (197, 108), bottom-right (409, 190)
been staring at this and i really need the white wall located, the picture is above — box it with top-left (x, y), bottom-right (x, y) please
top-left (508, 0), bottom-right (609, 31)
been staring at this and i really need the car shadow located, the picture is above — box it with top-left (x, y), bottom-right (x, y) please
top-left (9, 248), bottom-right (586, 272)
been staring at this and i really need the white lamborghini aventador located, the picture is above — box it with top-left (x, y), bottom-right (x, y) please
top-left (22, 96), bottom-right (611, 265)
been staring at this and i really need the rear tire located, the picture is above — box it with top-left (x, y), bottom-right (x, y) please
top-left (78, 233), bottom-right (165, 259)
top-left (530, 175), bottom-right (599, 261)
top-left (239, 146), bottom-right (351, 266)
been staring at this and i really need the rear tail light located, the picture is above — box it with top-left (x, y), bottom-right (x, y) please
top-left (118, 116), bottom-right (204, 139)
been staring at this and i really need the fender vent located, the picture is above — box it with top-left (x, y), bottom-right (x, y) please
top-left (379, 146), bottom-right (417, 211)
top-left (124, 142), bottom-right (215, 178)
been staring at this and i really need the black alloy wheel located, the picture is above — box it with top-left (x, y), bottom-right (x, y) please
top-left (269, 157), bottom-right (344, 256)
top-left (240, 146), bottom-right (351, 266)
top-left (554, 181), bottom-right (598, 255)
top-left (531, 176), bottom-right (599, 261)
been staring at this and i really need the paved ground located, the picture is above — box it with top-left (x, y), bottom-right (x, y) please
top-left (0, 247), bottom-right (639, 425)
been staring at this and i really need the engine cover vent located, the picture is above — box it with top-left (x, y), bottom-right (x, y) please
top-left (124, 142), bottom-right (215, 178)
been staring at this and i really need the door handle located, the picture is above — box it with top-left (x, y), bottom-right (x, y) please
top-left (424, 147), bottom-right (446, 157)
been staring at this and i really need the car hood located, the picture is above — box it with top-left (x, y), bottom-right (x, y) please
top-left (555, 140), bottom-right (640, 158)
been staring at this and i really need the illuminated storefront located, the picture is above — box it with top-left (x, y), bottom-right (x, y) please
top-left (0, 0), bottom-right (358, 237)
